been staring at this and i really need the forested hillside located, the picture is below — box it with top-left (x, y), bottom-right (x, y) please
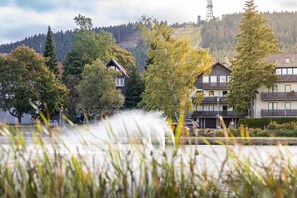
top-left (201, 12), bottom-right (297, 60)
top-left (1, 12), bottom-right (297, 65)
top-left (0, 23), bottom-right (138, 62)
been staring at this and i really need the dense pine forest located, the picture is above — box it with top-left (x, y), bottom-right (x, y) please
top-left (201, 12), bottom-right (297, 60)
top-left (1, 12), bottom-right (297, 66)
top-left (0, 23), bottom-right (139, 62)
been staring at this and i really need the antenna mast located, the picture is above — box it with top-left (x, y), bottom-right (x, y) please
top-left (206, 0), bottom-right (214, 21)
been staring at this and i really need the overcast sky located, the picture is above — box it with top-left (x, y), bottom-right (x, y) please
top-left (1, 0), bottom-right (297, 44)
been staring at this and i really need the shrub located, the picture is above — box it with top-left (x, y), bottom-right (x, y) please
top-left (228, 126), bottom-right (239, 136)
top-left (253, 130), bottom-right (272, 137)
top-left (239, 118), bottom-right (297, 129)
top-left (215, 130), bottom-right (224, 137)
top-left (273, 129), bottom-right (297, 137)
top-left (267, 121), bottom-right (280, 130)
top-left (248, 128), bottom-right (263, 137)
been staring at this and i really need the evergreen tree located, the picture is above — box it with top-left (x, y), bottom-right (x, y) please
top-left (228, 0), bottom-right (279, 114)
top-left (43, 26), bottom-right (59, 76)
top-left (124, 67), bottom-right (145, 108)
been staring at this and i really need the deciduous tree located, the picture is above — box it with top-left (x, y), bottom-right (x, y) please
top-left (78, 60), bottom-right (124, 114)
top-left (62, 15), bottom-right (135, 120)
top-left (0, 46), bottom-right (68, 124)
top-left (137, 17), bottom-right (212, 118)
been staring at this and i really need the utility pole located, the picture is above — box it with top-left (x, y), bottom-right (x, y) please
top-left (206, 0), bottom-right (214, 21)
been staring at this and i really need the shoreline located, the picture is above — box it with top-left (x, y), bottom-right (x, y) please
top-left (173, 137), bottom-right (297, 145)
top-left (1, 136), bottom-right (297, 145)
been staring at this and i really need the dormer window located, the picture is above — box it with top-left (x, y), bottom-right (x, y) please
top-left (116, 78), bottom-right (124, 87)
top-left (285, 57), bottom-right (290, 63)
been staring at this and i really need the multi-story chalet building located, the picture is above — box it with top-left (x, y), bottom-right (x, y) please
top-left (193, 62), bottom-right (246, 128)
top-left (106, 58), bottom-right (129, 96)
top-left (253, 53), bottom-right (297, 118)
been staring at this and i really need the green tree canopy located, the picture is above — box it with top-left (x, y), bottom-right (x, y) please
top-left (0, 46), bottom-right (68, 124)
top-left (74, 14), bottom-right (93, 31)
top-left (43, 26), bottom-right (59, 76)
top-left (62, 15), bottom-right (135, 120)
top-left (78, 59), bottom-right (124, 114)
top-left (228, 0), bottom-right (279, 113)
top-left (137, 17), bottom-right (212, 118)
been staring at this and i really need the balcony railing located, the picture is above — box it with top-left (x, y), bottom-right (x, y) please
top-left (277, 75), bottom-right (297, 82)
top-left (193, 111), bottom-right (246, 118)
top-left (261, 92), bottom-right (297, 101)
top-left (202, 96), bottom-right (228, 104)
top-left (261, 109), bottom-right (297, 117)
top-left (196, 82), bottom-right (228, 89)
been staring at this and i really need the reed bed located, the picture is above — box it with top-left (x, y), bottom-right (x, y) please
top-left (0, 122), bottom-right (297, 198)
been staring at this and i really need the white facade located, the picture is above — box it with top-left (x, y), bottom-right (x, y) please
top-left (253, 53), bottom-right (297, 118)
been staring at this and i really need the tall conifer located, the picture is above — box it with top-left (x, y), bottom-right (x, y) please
top-left (44, 26), bottom-right (59, 76)
top-left (228, 0), bottom-right (279, 114)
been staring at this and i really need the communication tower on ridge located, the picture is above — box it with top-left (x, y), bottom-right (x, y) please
top-left (206, 0), bottom-right (214, 21)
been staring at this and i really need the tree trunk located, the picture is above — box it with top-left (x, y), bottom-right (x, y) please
top-left (17, 115), bottom-right (22, 125)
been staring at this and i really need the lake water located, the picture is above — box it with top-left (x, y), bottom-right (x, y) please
top-left (2, 141), bottom-right (296, 174)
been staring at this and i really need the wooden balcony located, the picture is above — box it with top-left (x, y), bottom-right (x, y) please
top-left (202, 96), bottom-right (228, 104)
top-left (193, 111), bottom-right (246, 118)
top-left (261, 109), bottom-right (297, 117)
top-left (261, 92), bottom-right (297, 101)
top-left (277, 75), bottom-right (297, 82)
top-left (195, 82), bottom-right (228, 90)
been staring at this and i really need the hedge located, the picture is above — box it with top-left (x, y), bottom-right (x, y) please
top-left (238, 117), bottom-right (297, 129)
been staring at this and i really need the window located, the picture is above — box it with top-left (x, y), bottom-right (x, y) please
top-left (223, 91), bottom-right (228, 96)
top-left (286, 57), bottom-right (290, 63)
top-left (227, 76), bottom-right (231, 82)
top-left (220, 76), bottom-right (226, 83)
top-left (282, 68), bottom-right (287, 75)
top-left (203, 105), bottom-right (208, 111)
top-left (276, 68), bottom-right (281, 75)
top-left (203, 76), bottom-right (209, 83)
top-left (209, 90), bottom-right (214, 97)
top-left (288, 68), bottom-right (293, 75)
top-left (195, 105), bottom-right (203, 111)
top-left (268, 102), bottom-right (278, 110)
top-left (209, 105), bottom-right (214, 111)
top-left (285, 102), bottom-right (291, 110)
top-left (210, 76), bottom-right (217, 83)
top-left (293, 68), bottom-right (297, 75)
top-left (268, 85), bottom-right (278, 93)
top-left (285, 85), bottom-right (291, 92)
top-left (116, 78), bottom-right (124, 86)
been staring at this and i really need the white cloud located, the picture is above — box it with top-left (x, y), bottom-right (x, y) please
top-left (0, 0), bottom-right (297, 44)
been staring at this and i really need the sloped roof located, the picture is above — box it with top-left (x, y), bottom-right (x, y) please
top-left (214, 61), bottom-right (231, 71)
top-left (198, 61), bottom-right (231, 77)
top-left (106, 58), bottom-right (129, 77)
top-left (268, 53), bottom-right (297, 67)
